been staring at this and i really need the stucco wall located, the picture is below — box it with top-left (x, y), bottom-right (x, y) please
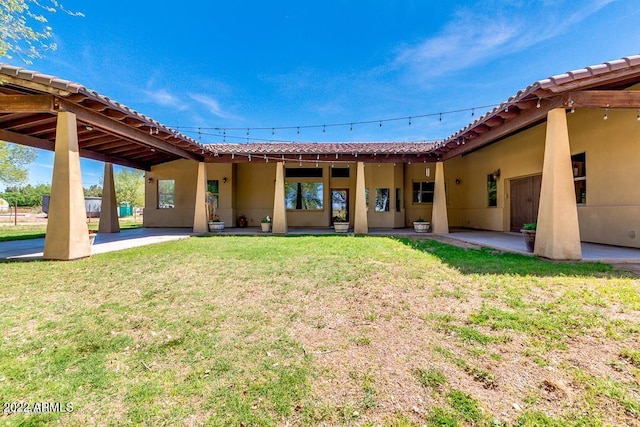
top-left (144, 159), bottom-right (198, 228)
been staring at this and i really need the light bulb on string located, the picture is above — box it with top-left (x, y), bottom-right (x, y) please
top-left (536, 98), bottom-right (541, 108)
top-left (379, 121), bottom-right (382, 128)
top-left (323, 125), bottom-right (326, 133)
top-left (439, 113), bottom-right (442, 122)
top-left (637, 110), bottom-right (640, 121)
top-left (604, 108), bottom-right (608, 120)
top-left (471, 109), bottom-right (475, 117)
top-left (409, 117), bottom-right (412, 126)
top-left (350, 123), bottom-right (353, 132)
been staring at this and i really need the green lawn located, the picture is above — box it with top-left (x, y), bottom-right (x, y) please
top-left (1, 236), bottom-right (638, 426)
top-left (0, 218), bottom-right (143, 242)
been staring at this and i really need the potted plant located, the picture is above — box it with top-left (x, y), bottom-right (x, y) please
top-left (521, 222), bottom-right (536, 252)
top-left (332, 215), bottom-right (349, 233)
top-left (261, 216), bottom-right (272, 232)
top-left (413, 218), bottom-right (430, 233)
top-left (207, 200), bottom-right (224, 232)
top-left (88, 229), bottom-right (97, 245)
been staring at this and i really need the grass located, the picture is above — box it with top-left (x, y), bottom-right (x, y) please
top-left (0, 217), bottom-right (143, 242)
top-left (1, 235), bottom-right (638, 426)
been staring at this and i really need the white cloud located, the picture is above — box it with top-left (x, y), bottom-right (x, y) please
top-left (393, 0), bottom-right (617, 80)
top-left (142, 88), bottom-right (189, 111)
top-left (188, 93), bottom-right (237, 120)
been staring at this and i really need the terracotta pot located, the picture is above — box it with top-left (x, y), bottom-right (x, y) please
top-left (521, 230), bottom-right (536, 252)
top-left (261, 222), bottom-right (272, 232)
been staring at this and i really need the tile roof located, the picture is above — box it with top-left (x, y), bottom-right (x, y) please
top-left (205, 142), bottom-right (434, 155)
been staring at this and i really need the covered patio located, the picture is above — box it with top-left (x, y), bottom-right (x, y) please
top-left (2, 55), bottom-right (640, 261)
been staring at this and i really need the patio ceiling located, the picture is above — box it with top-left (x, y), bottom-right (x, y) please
top-left (1, 55), bottom-right (639, 169)
top-left (0, 64), bottom-right (207, 171)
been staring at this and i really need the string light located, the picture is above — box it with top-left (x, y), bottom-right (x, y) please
top-left (604, 108), bottom-right (608, 120)
top-left (171, 102), bottom-right (501, 134)
top-left (536, 98), bottom-right (541, 108)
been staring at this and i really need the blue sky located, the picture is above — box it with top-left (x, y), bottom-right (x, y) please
top-left (2, 0), bottom-right (640, 190)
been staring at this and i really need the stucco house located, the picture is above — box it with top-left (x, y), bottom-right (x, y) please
top-left (0, 55), bottom-right (639, 260)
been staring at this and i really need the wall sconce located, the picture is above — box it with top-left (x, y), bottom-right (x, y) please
top-left (491, 169), bottom-right (501, 180)
top-left (223, 177), bottom-right (227, 184)
top-left (147, 176), bottom-right (153, 184)
top-left (455, 179), bottom-right (461, 185)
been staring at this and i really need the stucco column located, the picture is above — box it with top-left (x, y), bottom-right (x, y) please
top-left (193, 162), bottom-right (208, 233)
top-left (353, 161), bottom-right (368, 234)
top-left (272, 162), bottom-right (287, 234)
top-left (534, 109), bottom-right (581, 260)
top-left (43, 112), bottom-right (91, 260)
top-left (98, 162), bottom-right (120, 233)
top-left (431, 161), bottom-right (449, 234)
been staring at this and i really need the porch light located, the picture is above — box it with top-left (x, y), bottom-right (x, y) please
top-left (223, 177), bottom-right (227, 184)
top-left (492, 169), bottom-right (501, 180)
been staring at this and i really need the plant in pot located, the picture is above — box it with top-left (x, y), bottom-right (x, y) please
top-left (206, 197), bottom-right (224, 232)
top-left (413, 218), bottom-right (430, 233)
top-left (261, 215), bottom-right (272, 232)
top-left (88, 229), bottom-right (97, 245)
top-left (332, 215), bottom-right (349, 233)
top-left (521, 222), bottom-right (536, 252)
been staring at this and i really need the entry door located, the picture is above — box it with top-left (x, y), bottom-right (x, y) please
top-left (510, 175), bottom-right (542, 232)
top-left (331, 189), bottom-right (349, 223)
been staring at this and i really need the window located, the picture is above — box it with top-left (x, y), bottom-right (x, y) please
top-left (331, 167), bottom-right (350, 178)
top-left (395, 188), bottom-right (402, 212)
top-left (206, 180), bottom-right (219, 219)
top-left (285, 182), bottom-right (324, 210)
top-left (285, 168), bottom-right (323, 178)
top-left (572, 152), bottom-right (586, 204)
top-left (412, 181), bottom-right (434, 203)
top-left (157, 179), bottom-right (175, 208)
top-left (487, 174), bottom-right (497, 207)
top-left (365, 188), bottom-right (369, 208)
top-left (207, 180), bottom-right (219, 209)
top-left (375, 188), bottom-right (390, 212)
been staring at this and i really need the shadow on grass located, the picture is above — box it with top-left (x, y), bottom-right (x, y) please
top-left (395, 237), bottom-right (634, 278)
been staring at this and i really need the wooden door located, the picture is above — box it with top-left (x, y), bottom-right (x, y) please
top-left (510, 175), bottom-right (542, 232)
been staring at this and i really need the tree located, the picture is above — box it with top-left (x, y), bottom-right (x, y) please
top-left (84, 184), bottom-right (103, 198)
top-left (0, 182), bottom-right (50, 206)
top-left (114, 168), bottom-right (144, 207)
top-left (0, 141), bottom-right (36, 185)
top-left (0, 0), bottom-right (83, 63)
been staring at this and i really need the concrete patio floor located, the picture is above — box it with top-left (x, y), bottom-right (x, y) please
top-left (2, 227), bottom-right (640, 263)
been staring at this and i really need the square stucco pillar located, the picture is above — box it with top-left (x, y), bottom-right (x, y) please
top-left (431, 161), bottom-right (449, 234)
top-left (353, 161), bottom-right (368, 234)
top-left (193, 162), bottom-right (208, 233)
top-left (272, 161), bottom-right (287, 234)
top-left (98, 162), bottom-right (120, 233)
top-left (43, 111), bottom-right (91, 260)
top-left (534, 108), bottom-right (582, 260)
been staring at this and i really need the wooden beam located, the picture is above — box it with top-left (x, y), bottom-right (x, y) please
top-left (442, 97), bottom-right (564, 161)
top-left (0, 74), bottom-right (73, 97)
top-left (0, 95), bottom-right (56, 113)
top-left (0, 128), bottom-right (150, 170)
top-left (564, 90), bottom-right (640, 108)
top-left (58, 99), bottom-right (202, 161)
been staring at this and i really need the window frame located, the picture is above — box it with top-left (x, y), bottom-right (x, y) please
top-left (487, 174), bottom-right (497, 207)
top-left (572, 152), bottom-right (586, 204)
top-left (412, 181), bottom-right (435, 204)
top-left (375, 188), bottom-right (390, 212)
top-left (157, 179), bottom-right (175, 209)
top-left (285, 181), bottom-right (325, 211)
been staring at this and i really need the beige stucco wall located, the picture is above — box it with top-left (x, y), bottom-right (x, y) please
top-left (144, 159), bottom-right (198, 228)
top-left (444, 105), bottom-right (640, 248)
